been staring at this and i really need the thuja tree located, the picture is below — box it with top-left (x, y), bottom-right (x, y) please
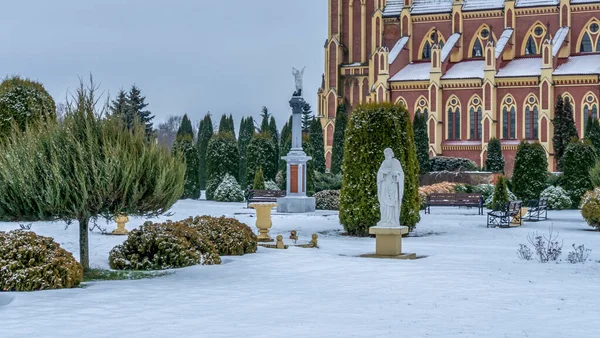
top-left (279, 116), bottom-right (292, 172)
top-left (331, 104), bottom-right (348, 174)
top-left (339, 103), bottom-right (420, 235)
top-left (553, 95), bottom-right (578, 170)
top-left (512, 141), bottom-right (548, 202)
top-left (485, 138), bottom-right (505, 173)
top-left (238, 116), bottom-right (254, 187)
top-left (413, 112), bottom-right (430, 174)
top-left (584, 115), bottom-right (600, 158)
top-left (268, 116), bottom-right (279, 175)
top-left (218, 114), bottom-right (235, 138)
top-left (0, 76), bottom-right (56, 138)
top-left (253, 166), bottom-right (265, 190)
top-left (205, 132), bottom-right (239, 200)
top-left (246, 133), bottom-right (277, 185)
top-left (0, 79), bottom-right (185, 269)
top-left (172, 114), bottom-right (200, 199)
top-left (309, 117), bottom-right (326, 173)
top-left (561, 140), bottom-right (596, 207)
top-left (491, 176), bottom-right (509, 210)
top-left (197, 113), bottom-right (214, 189)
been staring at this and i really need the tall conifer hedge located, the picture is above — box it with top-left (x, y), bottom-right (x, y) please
top-left (205, 132), bottom-right (239, 200)
top-left (485, 138), bottom-right (505, 173)
top-left (339, 103), bottom-right (420, 235)
top-left (331, 104), bottom-right (348, 174)
top-left (561, 140), bottom-right (596, 207)
top-left (512, 141), bottom-right (548, 202)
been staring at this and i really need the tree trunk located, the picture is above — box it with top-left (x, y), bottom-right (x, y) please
top-left (78, 217), bottom-right (90, 270)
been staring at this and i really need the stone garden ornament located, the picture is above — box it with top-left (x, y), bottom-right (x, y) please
top-left (377, 148), bottom-right (404, 227)
top-left (292, 66), bottom-right (305, 96)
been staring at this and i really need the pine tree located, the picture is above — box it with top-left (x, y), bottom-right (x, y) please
top-left (584, 115), bottom-right (600, 158)
top-left (238, 117), bottom-right (255, 187)
top-left (413, 112), bottom-right (430, 174)
top-left (110, 89), bottom-right (128, 117)
top-left (246, 133), bottom-right (277, 184)
top-left (331, 104), bottom-right (348, 175)
top-left (268, 116), bottom-right (279, 174)
top-left (205, 132), bottom-right (239, 200)
top-left (253, 166), bottom-right (265, 190)
top-left (176, 114), bottom-right (194, 140)
top-left (491, 176), bottom-right (509, 211)
top-left (512, 141), bottom-right (548, 202)
top-left (561, 140), bottom-right (597, 207)
top-left (301, 102), bottom-right (313, 133)
top-left (125, 85), bottom-right (154, 135)
top-left (485, 137), bottom-right (505, 173)
top-left (197, 113), bottom-right (214, 189)
top-left (339, 103), bottom-right (421, 235)
top-left (553, 95), bottom-right (579, 170)
top-left (309, 118), bottom-right (326, 173)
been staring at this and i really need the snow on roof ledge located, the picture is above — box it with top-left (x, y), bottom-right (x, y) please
top-left (389, 63), bottom-right (431, 82)
top-left (389, 37), bottom-right (409, 64)
top-left (441, 33), bottom-right (461, 62)
top-left (495, 28), bottom-right (514, 59)
top-left (441, 60), bottom-right (485, 80)
top-left (383, 0), bottom-right (403, 17)
top-left (516, 0), bottom-right (559, 7)
top-left (554, 55), bottom-right (600, 75)
top-left (496, 58), bottom-right (542, 77)
top-left (552, 27), bottom-right (569, 57)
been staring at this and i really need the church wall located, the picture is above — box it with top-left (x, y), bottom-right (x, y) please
top-left (391, 89), bottom-right (428, 116)
top-left (411, 20), bottom-right (452, 61)
top-left (461, 17), bottom-right (504, 60)
top-left (514, 12), bottom-right (558, 57)
top-left (383, 21), bottom-right (400, 49)
top-left (442, 149), bottom-right (482, 168)
top-left (441, 88), bottom-right (482, 141)
top-left (495, 86), bottom-right (538, 140)
top-left (570, 10), bottom-right (600, 54)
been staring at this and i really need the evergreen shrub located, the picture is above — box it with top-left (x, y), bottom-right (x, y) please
top-left (172, 136), bottom-right (201, 199)
top-left (339, 103), bottom-right (420, 235)
top-left (109, 221), bottom-right (221, 270)
top-left (490, 176), bottom-right (510, 210)
top-left (213, 174), bottom-right (244, 202)
top-left (413, 112), bottom-right (430, 174)
top-left (246, 133), bottom-right (277, 183)
top-left (540, 186), bottom-right (572, 210)
top-left (265, 180), bottom-right (280, 190)
top-left (0, 230), bottom-right (83, 291)
top-left (485, 138), bottom-right (505, 173)
top-left (314, 190), bottom-right (340, 210)
top-left (512, 142), bottom-right (548, 202)
top-left (430, 156), bottom-right (478, 172)
top-left (206, 132), bottom-right (239, 200)
top-left (561, 141), bottom-right (596, 207)
top-left (331, 104), bottom-right (348, 174)
top-left (187, 216), bottom-right (257, 256)
top-left (253, 166), bottom-right (265, 190)
top-left (581, 188), bottom-right (600, 230)
top-left (314, 172), bottom-right (342, 192)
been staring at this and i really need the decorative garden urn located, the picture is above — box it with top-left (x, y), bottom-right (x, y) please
top-left (248, 202), bottom-right (277, 242)
top-left (112, 214), bottom-right (130, 235)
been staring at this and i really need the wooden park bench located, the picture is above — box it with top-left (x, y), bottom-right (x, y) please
top-left (525, 198), bottom-right (548, 221)
top-left (487, 200), bottom-right (523, 228)
top-left (425, 193), bottom-right (484, 215)
top-left (246, 190), bottom-right (286, 206)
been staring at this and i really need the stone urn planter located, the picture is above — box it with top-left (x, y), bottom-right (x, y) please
top-left (248, 202), bottom-right (277, 242)
top-left (112, 214), bottom-right (130, 235)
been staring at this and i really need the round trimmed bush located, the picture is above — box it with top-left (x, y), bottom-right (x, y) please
top-left (109, 221), bottom-right (221, 270)
top-left (214, 173), bottom-right (244, 202)
top-left (187, 216), bottom-right (257, 256)
top-left (581, 188), bottom-right (600, 230)
top-left (540, 186), bottom-right (572, 210)
top-left (315, 190), bottom-right (340, 210)
top-left (0, 230), bottom-right (83, 291)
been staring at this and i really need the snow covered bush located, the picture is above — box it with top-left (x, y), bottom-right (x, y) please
top-left (265, 180), bottom-right (280, 191)
top-left (485, 177), bottom-right (517, 209)
top-left (109, 221), bottom-right (221, 270)
top-left (205, 132), bottom-right (239, 200)
top-left (581, 188), bottom-right (600, 230)
top-left (213, 174), bottom-right (244, 202)
top-left (315, 190), bottom-right (340, 210)
top-left (430, 156), bottom-right (478, 172)
top-left (472, 184), bottom-right (495, 201)
top-left (561, 141), bottom-right (596, 207)
top-left (0, 230), bottom-right (83, 291)
top-left (186, 216), bottom-right (257, 256)
top-left (540, 186), bottom-right (572, 210)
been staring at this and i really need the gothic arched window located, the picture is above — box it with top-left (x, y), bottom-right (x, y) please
top-left (502, 95), bottom-right (517, 139)
top-left (469, 96), bottom-right (482, 139)
top-left (524, 95), bottom-right (539, 140)
top-left (446, 96), bottom-right (461, 140)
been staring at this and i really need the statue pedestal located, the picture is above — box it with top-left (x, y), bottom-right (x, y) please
top-left (362, 226), bottom-right (416, 259)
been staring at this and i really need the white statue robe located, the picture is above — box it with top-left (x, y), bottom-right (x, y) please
top-left (377, 157), bottom-right (404, 227)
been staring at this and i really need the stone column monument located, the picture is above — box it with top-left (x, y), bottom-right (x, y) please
top-left (277, 67), bottom-right (316, 213)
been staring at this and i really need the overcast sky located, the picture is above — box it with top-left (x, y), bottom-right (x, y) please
top-left (0, 0), bottom-right (327, 131)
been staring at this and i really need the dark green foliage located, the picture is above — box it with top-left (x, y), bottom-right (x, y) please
top-left (485, 138), bottom-right (505, 173)
top-left (302, 134), bottom-right (316, 196)
top-left (279, 117), bottom-right (292, 172)
top-left (197, 113), bottom-right (214, 189)
top-left (584, 115), bottom-right (600, 158)
top-left (246, 133), bottom-right (277, 183)
top-left (309, 118), bottom-right (326, 173)
top-left (116, 85), bottom-right (154, 135)
top-left (430, 156), bottom-right (478, 171)
top-left (339, 103), bottom-right (421, 235)
top-left (314, 172), bottom-right (343, 192)
top-left (176, 114), bottom-right (194, 140)
top-left (512, 142), bottom-right (548, 202)
top-left (561, 140), bottom-right (596, 207)
top-left (0, 230), bottom-right (83, 291)
top-left (491, 176), bottom-right (509, 210)
top-left (413, 112), bottom-right (430, 174)
top-left (331, 104), bottom-right (348, 174)
top-left (172, 136), bottom-right (201, 199)
top-left (268, 116), bottom-right (280, 176)
top-left (260, 106), bottom-right (270, 133)
top-left (553, 95), bottom-right (579, 170)
top-left (218, 114), bottom-right (236, 138)
top-left (0, 79), bottom-right (185, 269)
top-left (238, 116), bottom-right (255, 187)
top-left (301, 102), bottom-right (313, 133)
top-left (205, 132), bottom-right (239, 200)
top-left (187, 216), bottom-right (257, 256)
top-left (110, 89), bottom-right (127, 116)
top-left (109, 221), bottom-right (221, 270)
top-left (0, 76), bottom-right (56, 138)
top-left (314, 190), bottom-right (340, 210)
top-left (253, 166), bottom-right (265, 190)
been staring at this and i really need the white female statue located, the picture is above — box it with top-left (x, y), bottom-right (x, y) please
top-left (377, 148), bottom-right (404, 227)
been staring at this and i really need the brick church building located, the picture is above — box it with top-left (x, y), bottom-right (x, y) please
top-left (318, 0), bottom-right (600, 174)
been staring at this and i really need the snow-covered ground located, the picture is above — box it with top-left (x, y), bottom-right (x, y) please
top-left (2, 200), bottom-right (600, 338)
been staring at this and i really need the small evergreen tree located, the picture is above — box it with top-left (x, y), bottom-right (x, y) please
top-left (301, 102), bottom-right (313, 133)
top-left (214, 173), bottom-right (244, 202)
top-left (176, 114), bottom-right (194, 140)
top-left (561, 140), bottom-right (596, 207)
top-left (253, 166), bottom-right (265, 190)
top-left (110, 89), bottom-right (128, 116)
top-left (413, 112), bottom-right (430, 174)
top-left (553, 95), bottom-right (579, 170)
top-left (260, 106), bottom-right (270, 133)
top-left (238, 117), bottom-right (255, 187)
top-left (279, 117), bottom-right (293, 172)
top-left (491, 176), bottom-right (509, 210)
top-left (124, 85), bottom-right (154, 135)
top-left (197, 113), bottom-right (214, 189)
top-left (512, 141), bottom-right (548, 202)
top-left (246, 133), bottom-right (277, 184)
top-left (485, 138), bottom-right (505, 173)
top-left (268, 116), bottom-right (279, 174)
top-left (584, 115), bottom-right (600, 158)
top-left (331, 104), bottom-right (348, 174)
top-left (339, 103), bottom-right (420, 235)
top-left (302, 134), bottom-right (316, 196)
top-left (309, 118), bottom-right (326, 173)
top-left (205, 132), bottom-right (239, 200)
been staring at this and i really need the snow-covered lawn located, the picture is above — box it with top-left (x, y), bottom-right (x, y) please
top-left (2, 200), bottom-right (600, 338)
